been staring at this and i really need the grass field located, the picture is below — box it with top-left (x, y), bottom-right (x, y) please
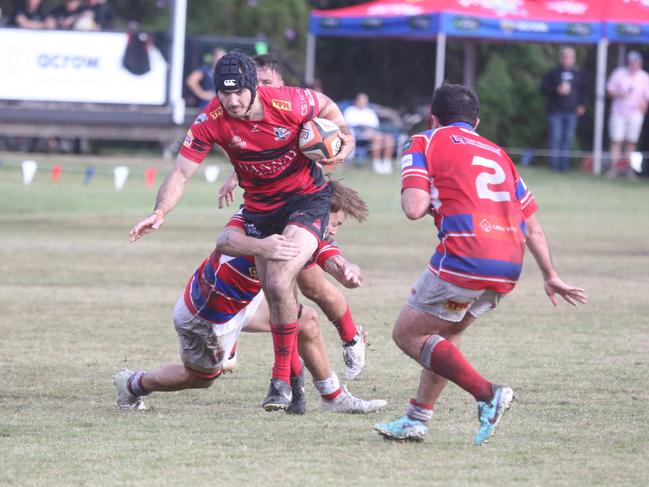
top-left (1, 153), bottom-right (648, 486)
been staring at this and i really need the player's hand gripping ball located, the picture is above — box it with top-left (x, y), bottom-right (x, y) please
top-left (299, 118), bottom-right (342, 161)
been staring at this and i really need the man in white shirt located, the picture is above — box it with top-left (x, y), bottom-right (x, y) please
top-left (343, 93), bottom-right (395, 175)
top-left (606, 51), bottom-right (649, 179)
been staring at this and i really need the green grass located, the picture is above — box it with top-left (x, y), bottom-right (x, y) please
top-left (1, 155), bottom-right (648, 486)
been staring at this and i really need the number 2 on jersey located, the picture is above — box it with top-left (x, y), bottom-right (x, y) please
top-left (471, 156), bottom-right (511, 202)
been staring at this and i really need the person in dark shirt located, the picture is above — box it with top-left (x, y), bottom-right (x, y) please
top-left (10, 0), bottom-right (54, 29)
top-left (49, 0), bottom-right (85, 30)
top-left (540, 46), bottom-right (586, 171)
top-left (185, 47), bottom-right (227, 109)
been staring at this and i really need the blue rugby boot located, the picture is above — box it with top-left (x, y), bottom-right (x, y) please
top-left (474, 385), bottom-right (514, 446)
top-left (374, 415), bottom-right (428, 442)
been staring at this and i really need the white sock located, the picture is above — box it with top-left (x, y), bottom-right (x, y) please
top-left (313, 372), bottom-right (341, 397)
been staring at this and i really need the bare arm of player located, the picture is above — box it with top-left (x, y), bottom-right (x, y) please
top-left (128, 155), bottom-right (199, 243)
top-left (323, 254), bottom-right (362, 288)
top-left (218, 170), bottom-right (239, 208)
top-left (315, 92), bottom-right (355, 166)
top-left (216, 226), bottom-right (300, 261)
top-left (524, 214), bottom-right (588, 307)
top-left (401, 188), bottom-right (430, 220)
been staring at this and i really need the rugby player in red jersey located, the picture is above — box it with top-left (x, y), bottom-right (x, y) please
top-left (115, 181), bottom-right (386, 414)
top-left (374, 83), bottom-right (587, 445)
top-left (129, 51), bottom-right (354, 411)
top-left (218, 54), bottom-right (368, 381)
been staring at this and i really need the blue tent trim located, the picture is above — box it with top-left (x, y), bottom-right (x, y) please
top-left (310, 12), bottom-right (601, 44)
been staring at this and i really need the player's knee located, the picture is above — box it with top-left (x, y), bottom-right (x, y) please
top-left (392, 320), bottom-right (410, 351)
top-left (297, 306), bottom-right (319, 341)
top-left (265, 273), bottom-right (293, 300)
top-left (184, 366), bottom-right (221, 388)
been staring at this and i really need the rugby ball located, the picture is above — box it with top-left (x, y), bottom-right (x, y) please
top-left (299, 118), bottom-right (342, 161)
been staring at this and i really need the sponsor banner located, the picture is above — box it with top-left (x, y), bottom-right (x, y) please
top-left (442, 13), bottom-right (600, 43)
top-left (310, 14), bottom-right (440, 38)
top-left (606, 22), bottom-right (649, 42)
top-left (0, 28), bottom-right (167, 104)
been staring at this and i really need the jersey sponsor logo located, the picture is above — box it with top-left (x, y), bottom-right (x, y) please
top-left (229, 135), bottom-right (247, 149)
top-left (301, 103), bottom-right (309, 116)
top-left (401, 154), bottom-right (414, 168)
top-left (183, 129), bottom-right (194, 148)
top-left (249, 266), bottom-right (258, 279)
top-left (274, 126), bottom-right (291, 141)
top-left (209, 107), bottom-right (224, 120)
top-left (271, 99), bottom-right (292, 111)
top-left (193, 113), bottom-right (208, 124)
top-left (443, 299), bottom-right (471, 311)
top-left (250, 124), bottom-right (260, 132)
top-left (450, 134), bottom-right (501, 156)
top-left (236, 150), bottom-right (299, 177)
top-left (224, 79), bottom-right (237, 87)
top-left (479, 218), bottom-right (519, 234)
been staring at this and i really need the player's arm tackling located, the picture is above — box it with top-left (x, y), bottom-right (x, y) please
top-left (323, 254), bottom-right (362, 288)
top-left (216, 227), bottom-right (300, 261)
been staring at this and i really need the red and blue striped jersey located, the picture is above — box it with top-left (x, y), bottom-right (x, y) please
top-left (179, 86), bottom-right (328, 213)
top-left (183, 214), bottom-right (342, 324)
top-left (400, 122), bottom-right (538, 293)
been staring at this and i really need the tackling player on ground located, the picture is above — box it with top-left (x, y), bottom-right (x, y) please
top-left (129, 52), bottom-right (354, 411)
top-left (114, 181), bottom-right (386, 414)
top-left (374, 83), bottom-right (587, 445)
top-left (218, 54), bottom-right (368, 381)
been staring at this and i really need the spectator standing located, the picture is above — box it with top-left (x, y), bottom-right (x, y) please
top-left (606, 50), bottom-right (649, 179)
top-left (540, 46), bottom-right (586, 172)
top-left (10, 0), bottom-right (54, 29)
top-left (185, 47), bottom-right (227, 109)
top-left (343, 92), bottom-right (395, 175)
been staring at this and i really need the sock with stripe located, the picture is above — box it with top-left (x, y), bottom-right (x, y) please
top-left (127, 371), bottom-right (150, 397)
top-left (270, 322), bottom-right (298, 383)
top-left (313, 372), bottom-right (343, 401)
top-left (419, 335), bottom-right (493, 403)
top-left (332, 307), bottom-right (358, 343)
top-left (406, 399), bottom-right (433, 422)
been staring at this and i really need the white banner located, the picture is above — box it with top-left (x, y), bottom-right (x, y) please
top-left (0, 29), bottom-right (167, 105)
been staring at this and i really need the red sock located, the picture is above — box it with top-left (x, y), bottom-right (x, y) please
top-left (424, 336), bottom-right (493, 402)
top-left (332, 307), bottom-right (357, 343)
top-left (270, 322), bottom-right (297, 383)
top-left (290, 334), bottom-right (303, 377)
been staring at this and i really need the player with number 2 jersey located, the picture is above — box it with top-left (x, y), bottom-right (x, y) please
top-left (375, 83), bottom-right (587, 446)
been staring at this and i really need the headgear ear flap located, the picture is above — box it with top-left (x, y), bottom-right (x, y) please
top-left (213, 52), bottom-right (258, 111)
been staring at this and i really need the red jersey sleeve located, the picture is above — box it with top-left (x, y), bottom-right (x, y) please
top-left (315, 240), bottom-right (342, 269)
top-left (296, 87), bottom-right (320, 124)
top-left (514, 175), bottom-right (538, 218)
top-left (178, 104), bottom-right (222, 164)
top-left (400, 132), bottom-right (432, 192)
